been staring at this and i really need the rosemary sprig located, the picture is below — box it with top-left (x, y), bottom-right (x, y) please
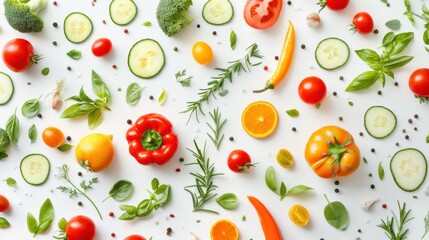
top-left (175, 69), bottom-right (193, 87)
top-left (182, 43), bottom-right (262, 123)
top-left (56, 164), bottom-right (102, 219)
top-left (184, 140), bottom-right (223, 214)
top-left (377, 202), bottom-right (413, 240)
top-left (422, 211), bottom-right (429, 239)
top-left (206, 107), bottom-right (226, 150)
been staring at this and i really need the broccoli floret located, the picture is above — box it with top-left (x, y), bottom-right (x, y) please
top-left (0, 128), bottom-right (10, 153)
top-left (156, 0), bottom-right (193, 37)
top-left (4, 0), bottom-right (47, 33)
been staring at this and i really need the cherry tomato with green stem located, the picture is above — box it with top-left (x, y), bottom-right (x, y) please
top-left (66, 215), bottom-right (96, 240)
top-left (2, 38), bottom-right (40, 72)
top-left (298, 76), bottom-right (327, 105)
top-left (227, 150), bottom-right (254, 173)
top-left (91, 38), bottom-right (112, 57)
top-left (409, 68), bottom-right (429, 98)
top-left (318, 0), bottom-right (349, 12)
top-left (351, 12), bottom-right (374, 34)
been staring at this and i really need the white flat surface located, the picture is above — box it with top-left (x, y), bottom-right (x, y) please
top-left (0, 0), bottom-right (428, 239)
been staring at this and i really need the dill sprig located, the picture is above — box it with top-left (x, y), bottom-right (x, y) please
top-left (182, 43), bottom-right (262, 123)
top-left (56, 164), bottom-right (102, 219)
top-left (184, 140), bottom-right (223, 214)
top-left (175, 69), bottom-right (193, 87)
top-left (206, 107), bottom-right (226, 150)
top-left (377, 202), bottom-right (413, 240)
top-left (422, 211), bottom-right (429, 239)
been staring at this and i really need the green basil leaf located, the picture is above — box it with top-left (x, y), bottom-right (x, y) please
top-left (265, 166), bottom-right (277, 192)
top-left (279, 182), bottom-right (287, 199)
top-left (79, 87), bottom-right (93, 102)
top-left (426, 133), bottom-right (429, 143)
top-left (119, 204), bottom-right (137, 214)
top-left (404, 0), bottom-right (415, 26)
top-left (38, 198), bottom-right (54, 233)
top-left (155, 185), bottom-right (171, 206)
top-left (389, 32), bottom-right (414, 56)
top-left (324, 194), bottom-right (349, 231)
top-left (216, 193), bottom-right (239, 210)
top-left (378, 161), bottom-right (385, 180)
top-left (27, 212), bottom-right (38, 234)
top-left (0, 217), bottom-right (10, 228)
top-left (21, 97), bottom-right (41, 118)
top-left (423, 4), bottom-right (429, 14)
top-left (158, 88), bottom-right (167, 105)
top-left (57, 144), bottom-right (73, 152)
top-left (88, 108), bottom-right (103, 130)
top-left (424, 24), bottom-right (429, 45)
top-left (6, 110), bottom-right (19, 146)
top-left (151, 178), bottom-right (159, 191)
top-left (61, 103), bottom-right (96, 118)
top-left (136, 199), bottom-right (154, 217)
top-left (382, 32), bottom-right (395, 47)
top-left (28, 124), bottom-right (37, 143)
top-left (230, 30), bottom-right (237, 50)
top-left (383, 55), bottom-right (413, 70)
top-left (155, 184), bottom-right (167, 195)
top-left (142, 21), bottom-right (152, 26)
top-left (286, 185), bottom-right (313, 195)
top-left (57, 217), bottom-right (67, 231)
top-left (4, 177), bottom-right (16, 187)
top-left (286, 109), bottom-right (299, 117)
top-left (0, 152), bottom-right (7, 161)
top-left (355, 49), bottom-right (381, 64)
top-left (383, 69), bottom-right (394, 79)
top-left (119, 212), bottom-right (136, 221)
top-left (105, 180), bottom-right (134, 202)
top-left (346, 71), bottom-right (380, 92)
top-left (41, 67), bottom-right (50, 76)
top-left (91, 70), bottom-right (111, 103)
top-left (0, 129), bottom-right (10, 152)
top-left (385, 19), bottom-right (401, 31)
top-left (67, 49), bottom-right (82, 60)
top-left (126, 83), bottom-right (144, 106)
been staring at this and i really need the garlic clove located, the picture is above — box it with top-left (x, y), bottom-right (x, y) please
top-left (361, 198), bottom-right (379, 210)
top-left (306, 12), bottom-right (321, 28)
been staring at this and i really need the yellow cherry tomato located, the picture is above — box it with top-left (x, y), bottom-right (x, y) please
top-left (276, 148), bottom-right (294, 168)
top-left (192, 41), bottom-right (213, 65)
top-left (288, 204), bottom-right (310, 227)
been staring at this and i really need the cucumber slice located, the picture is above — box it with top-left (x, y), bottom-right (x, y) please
top-left (364, 106), bottom-right (397, 139)
top-left (20, 154), bottom-right (50, 186)
top-left (64, 12), bottom-right (93, 44)
top-left (202, 0), bottom-right (234, 25)
top-left (391, 148), bottom-right (427, 192)
top-left (315, 37), bottom-right (350, 70)
top-left (109, 0), bottom-right (138, 26)
top-left (128, 39), bottom-right (165, 79)
top-left (0, 72), bottom-right (13, 105)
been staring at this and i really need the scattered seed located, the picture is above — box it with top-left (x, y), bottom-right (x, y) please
top-left (300, 44), bottom-right (306, 49)
top-left (173, 47), bottom-right (178, 52)
top-left (338, 116), bottom-right (343, 121)
top-left (414, 127), bottom-right (418, 131)
top-left (102, 20), bottom-right (107, 24)
top-left (124, 29), bottom-right (129, 33)
top-left (149, 95), bottom-right (154, 100)
top-left (53, 1), bottom-right (57, 5)
top-left (111, 233), bottom-right (116, 237)
top-left (197, 24), bottom-right (200, 28)
top-left (395, 142), bottom-right (399, 146)
top-left (334, 180), bottom-right (339, 185)
top-left (359, 132), bottom-right (364, 136)
top-left (27, 82), bottom-right (31, 85)
top-left (78, 172), bottom-right (82, 177)
top-left (109, 212), bottom-right (114, 217)
top-left (414, 114), bottom-right (419, 119)
top-left (167, 227), bottom-right (172, 233)
top-left (292, 127), bottom-right (297, 132)
top-left (179, 157), bottom-right (184, 162)
top-left (382, 203), bottom-right (387, 208)
top-left (127, 119), bottom-right (132, 125)
top-left (212, 31), bottom-right (217, 36)
top-left (66, 136), bottom-right (72, 141)
top-left (373, 29), bottom-right (379, 34)
top-left (169, 214), bottom-right (175, 218)
top-left (287, 0), bottom-right (292, 5)
top-left (413, 195), bottom-right (418, 199)
top-left (52, 41), bottom-right (57, 46)
top-left (371, 148), bottom-right (375, 153)
top-left (394, 82), bottom-right (399, 86)
top-left (175, 168), bottom-right (181, 172)
top-left (334, 188), bottom-right (339, 193)
top-left (37, 113), bottom-right (42, 118)
top-left (263, 66), bottom-right (268, 71)
top-left (53, 22), bottom-right (58, 28)
top-left (229, 136), bottom-right (234, 141)
top-left (408, 119), bottom-right (413, 124)
top-left (377, 90), bottom-right (382, 95)
top-left (402, 129), bottom-right (406, 133)
top-left (333, 91), bottom-right (337, 96)
top-left (339, 76), bottom-right (344, 80)
top-left (405, 135), bottom-right (409, 140)
top-left (67, 66), bottom-right (72, 71)
top-left (78, 201), bottom-right (83, 206)
top-left (370, 184), bottom-right (375, 189)
top-left (358, 229), bottom-right (362, 233)
top-left (274, 56), bottom-right (279, 60)
top-left (369, 173), bottom-right (373, 177)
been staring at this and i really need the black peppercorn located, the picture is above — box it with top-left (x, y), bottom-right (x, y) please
top-left (66, 136), bottom-right (72, 141)
top-left (67, 66), bottom-right (71, 71)
top-left (300, 44), bottom-right (305, 49)
top-left (179, 157), bottom-right (184, 162)
top-left (292, 127), bottom-right (296, 132)
top-left (333, 91), bottom-right (337, 96)
top-left (394, 82), bottom-right (399, 86)
top-left (371, 148), bottom-right (375, 153)
top-left (377, 90), bottom-right (382, 95)
top-left (37, 113), bottom-right (42, 118)
top-left (78, 201), bottom-right (83, 206)
top-left (414, 114), bottom-right (419, 119)
top-left (78, 172), bottom-right (82, 177)
top-left (287, 0), bottom-right (291, 5)
top-left (274, 56), bottom-right (279, 60)
top-left (173, 47), bottom-right (178, 52)
top-left (167, 227), bottom-right (172, 233)
top-left (334, 180), bottom-right (339, 185)
top-left (370, 184), bottom-right (375, 189)
top-left (373, 29), bottom-right (379, 34)
top-left (334, 188), bottom-right (339, 193)
top-left (408, 119), bottom-right (413, 124)
top-left (149, 95), bottom-right (154, 100)
top-left (197, 24), bottom-right (200, 28)
top-left (338, 116), bottom-right (343, 121)
top-left (229, 136), bottom-right (234, 141)
top-left (405, 135), bottom-right (409, 140)
top-left (339, 76), bottom-right (344, 80)
top-left (212, 31), bottom-right (217, 35)
top-left (53, 41), bottom-right (57, 46)
top-left (359, 132), bottom-right (364, 136)
top-left (53, 22), bottom-right (58, 28)
top-left (127, 119), bottom-right (132, 125)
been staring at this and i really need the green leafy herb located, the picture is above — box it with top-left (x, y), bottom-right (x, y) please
top-left (363, 157), bottom-right (368, 164)
top-left (126, 82), bottom-right (144, 105)
top-left (0, 153), bottom-right (7, 161)
top-left (28, 124), bottom-right (37, 143)
top-left (404, 0), bottom-right (415, 26)
top-left (377, 202), bottom-right (413, 240)
top-left (378, 161), bottom-right (385, 180)
top-left (53, 217), bottom-right (67, 239)
top-left (422, 211), bottom-right (429, 239)
top-left (348, 101), bottom-right (354, 106)
top-left (218, 89), bottom-right (228, 96)
top-left (4, 177), bottom-right (16, 187)
top-left (324, 194), bottom-right (349, 231)
top-left (119, 178), bottom-right (171, 221)
top-left (216, 193), bottom-right (239, 210)
top-left (103, 180), bottom-right (134, 202)
top-left (21, 97), bottom-right (41, 118)
top-left (142, 21), bottom-right (151, 26)
top-left (41, 67), bottom-right (50, 76)
top-left (230, 29), bottom-right (237, 50)
top-left (346, 32), bottom-right (414, 92)
top-left (175, 69), bottom-right (193, 87)
top-left (0, 217), bottom-right (10, 228)
top-left (182, 43), bottom-right (262, 123)
top-left (286, 109), bottom-right (300, 117)
top-left (6, 109), bottom-right (19, 146)
top-left (158, 88), bottom-right (167, 105)
top-left (61, 70), bottom-right (111, 129)
top-left (426, 133), bottom-right (429, 143)
top-left (0, 128), bottom-right (10, 153)
top-left (27, 198), bottom-right (54, 237)
top-left (57, 144), bottom-right (72, 152)
top-left (242, 215), bottom-right (246, 221)
top-left (265, 166), bottom-right (313, 200)
top-left (206, 108), bottom-right (226, 150)
top-left (56, 164), bottom-right (102, 219)
top-left (386, 19), bottom-right (401, 30)
top-left (185, 140), bottom-right (223, 214)
top-left (67, 49), bottom-right (81, 60)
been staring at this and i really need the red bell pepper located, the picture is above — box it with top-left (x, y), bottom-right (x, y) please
top-left (126, 113), bottom-right (178, 165)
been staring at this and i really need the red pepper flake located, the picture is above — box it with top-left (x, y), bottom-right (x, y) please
top-left (382, 203), bottom-right (387, 209)
top-left (124, 29), bottom-right (129, 34)
top-left (53, 1), bottom-right (57, 5)
top-left (111, 233), bottom-right (116, 237)
top-left (175, 168), bottom-right (181, 172)
top-left (102, 20), bottom-right (107, 24)
top-left (169, 213), bottom-right (175, 218)
top-left (109, 212), bottom-right (114, 217)
top-left (263, 65), bottom-right (268, 71)
top-left (112, 64), bottom-right (117, 69)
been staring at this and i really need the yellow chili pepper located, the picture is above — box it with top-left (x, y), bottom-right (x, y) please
top-left (254, 21), bottom-right (295, 93)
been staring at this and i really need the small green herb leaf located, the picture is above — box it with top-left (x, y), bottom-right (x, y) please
top-left (88, 108), bottom-right (103, 130)
top-left (21, 97), bottom-right (41, 118)
top-left (355, 49), bottom-right (381, 64)
top-left (287, 185), bottom-right (313, 195)
top-left (136, 199), bottom-right (154, 217)
top-left (279, 182), bottom-right (287, 198)
top-left (0, 217), bottom-right (10, 228)
top-left (0, 153), bottom-right (7, 161)
top-left (324, 194), bottom-right (349, 231)
top-left (286, 109), bottom-right (299, 117)
top-left (92, 70), bottom-right (111, 103)
top-left (218, 89), bottom-right (228, 96)
top-left (426, 133), bottom-right (429, 143)
top-left (119, 204), bottom-right (137, 215)
top-left (57, 217), bottom-right (67, 231)
top-left (151, 178), bottom-right (159, 191)
top-left (265, 166), bottom-right (277, 192)
top-left (386, 19), bottom-right (401, 31)
top-left (104, 180), bottom-right (134, 202)
top-left (158, 88), bottom-right (167, 105)
top-left (142, 21), bottom-right (151, 26)
top-left (216, 193), bottom-right (239, 210)
top-left (67, 49), bottom-right (81, 60)
top-left (126, 83), bottom-right (144, 106)
top-left (28, 124), bottom-right (37, 143)
top-left (37, 198), bottom-right (54, 233)
top-left (403, 0), bottom-right (415, 26)
top-left (230, 30), bottom-right (237, 50)
top-left (57, 144), bottom-right (73, 152)
top-left (346, 71), bottom-right (380, 92)
top-left (41, 67), bottom-right (50, 76)
top-left (27, 212), bottom-right (37, 234)
top-left (6, 109), bottom-right (19, 146)
top-left (175, 69), bottom-right (192, 87)
top-left (378, 161), bottom-right (385, 180)
top-left (4, 177), bottom-right (16, 187)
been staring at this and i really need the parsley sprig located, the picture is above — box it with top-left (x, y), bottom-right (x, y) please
top-left (377, 202), bottom-right (413, 240)
top-left (175, 69), bottom-right (193, 87)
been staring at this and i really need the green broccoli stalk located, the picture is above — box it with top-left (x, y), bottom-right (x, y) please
top-left (4, 0), bottom-right (47, 33)
top-left (156, 0), bottom-right (194, 37)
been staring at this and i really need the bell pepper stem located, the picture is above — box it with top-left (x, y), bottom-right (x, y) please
top-left (253, 82), bottom-right (274, 93)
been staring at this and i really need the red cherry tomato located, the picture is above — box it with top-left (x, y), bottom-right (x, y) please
top-left (320, 0), bottom-right (349, 11)
top-left (124, 235), bottom-right (147, 240)
top-left (66, 215), bottom-right (96, 240)
top-left (352, 12), bottom-right (374, 34)
top-left (227, 150), bottom-right (253, 173)
top-left (2, 38), bottom-right (39, 72)
top-left (244, 0), bottom-right (283, 29)
top-left (91, 38), bottom-right (112, 57)
top-left (0, 194), bottom-right (10, 212)
top-left (298, 76), bottom-right (327, 105)
top-left (409, 68), bottom-right (429, 97)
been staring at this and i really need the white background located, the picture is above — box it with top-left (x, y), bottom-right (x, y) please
top-left (1, 0), bottom-right (429, 239)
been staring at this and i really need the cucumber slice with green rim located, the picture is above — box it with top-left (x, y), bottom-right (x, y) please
top-left (128, 39), bottom-right (165, 79)
top-left (391, 148), bottom-right (427, 192)
top-left (109, 0), bottom-right (138, 26)
top-left (20, 154), bottom-right (50, 185)
top-left (202, 0), bottom-right (234, 25)
top-left (315, 37), bottom-right (350, 70)
top-left (64, 12), bottom-right (93, 44)
top-left (0, 72), bottom-right (13, 105)
top-left (364, 106), bottom-right (397, 139)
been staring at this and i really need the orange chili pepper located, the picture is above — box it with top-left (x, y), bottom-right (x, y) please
top-left (254, 21), bottom-right (295, 93)
top-left (247, 196), bottom-right (283, 240)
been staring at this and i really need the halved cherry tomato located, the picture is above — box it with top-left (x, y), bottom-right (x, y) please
top-left (318, 0), bottom-right (349, 11)
top-left (298, 76), bottom-right (327, 105)
top-left (244, 0), bottom-right (283, 29)
top-left (66, 215), bottom-right (96, 240)
top-left (227, 150), bottom-right (253, 173)
top-left (409, 68), bottom-right (429, 98)
top-left (124, 235), bottom-right (146, 240)
top-left (2, 38), bottom-right (40, 72)
top-left (42, 127), bottom-right (65, 148)
top-left (352, 12), bottom-right (374, 34)
top-left (305, 125), bottom-right (360, 178)
top-left (192, 41), bottom-right (213, 65)
top-left (0, 194), bottom-right (10, 212)
top-left (288, 204), bottom-right (310, 227)
top-left (91, 38), bottom-right (112, 57)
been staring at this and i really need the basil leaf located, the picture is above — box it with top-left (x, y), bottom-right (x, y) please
top-left (57, 217), bottom-right (67, 231)
top-left (119, 204), bottom-right (137, 214)
top-left (28, 124), bottom-right (37, 143)
top-left (67, 49), bottom-right (81, 60)
top-left (158, 88), bottom-right (167, 105)
top-left (382, 32), bottom-right (395, 47)
top-left (41, 67), bottom-right (50, 76)
top-left (216, 193), bottom-right (239, 210)
top-left (6, 110), bottom-right (19, 146)
top-left (279, 182), bottom-right (287, 199)
top-left (38, 198), bottom-right (54, 233)
top-left (142, 21), bottom-right (151, 26)
top-left (286, 185), bottom-right (313, 195)
top-left (230, 30), bottom-right (237, 50)
top-left (423, 4), bottom-right (429, 14)
top-left (355, 49), bottom-right (380, 64)
top-left (0, 217), bottom-right (10, 228)
top-left (0, 153), bottom-right (7, 161)
top-left (388, 32), bottom-right (414, 56)
top-left (136, 199), bottom-right (154, 217)
top-left (0, 128), bottom-right (10, 152)
top-left (346, 71), bottom-right (380, 92)
top-left (4, 177), bottom-right (16, 187)
top-left (155, 185), bottom-right (171, 206)
top-left (151, 178), bottom-right (159, 191)
top-left (265, 166), bottom-right (277, 192)
top-left (383, 69), bottom-right (394, 79)
top-left (286, 109), bottom-right (299, 117)
top-left (426, 133), bottom-right (429, 143)
top-left (378, 161), bottom-right (385, 180)
top-left (21, 97), bottom-right (41, 118)
top-left (88, 108), bottom-right (103, 130)
top-left (383, 55), bottom-right (413, 70)
top-left (61, 103), bottom-right (97, 119)
top-left (126, 83), bottom-right (144, 106)
top-left (57, 144), bottom-right (73, 152)
top-left (104, 180), bottom-right (134, 202)
top-left (79, 87), bottom-right (93, 102)
top-left (385, 19), bottom-right (401, 31)
top-left (92, 70), bottom-right (111, 103)
top-left (424, 24), bottom-right (429, 45)
top-left (119, 212), bottom-right (136, 221)
top-left (403, 0), bottom-right (415, 26)
top-left (27, 212), bottom-right (37, 234)
top-left (324, 194), bottom-right (349, 230)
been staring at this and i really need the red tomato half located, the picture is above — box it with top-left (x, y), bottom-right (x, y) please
top-left (409, 68), bottom-right (429, 97)
top-left (124, 235), bottom-right (147, 240)
top-left (91, 38), bottom-right (112, 57)
top-left (0, 194), bottom-right (10, 212)
top-left (324, 0), bottom-right (349, 11)
top-left (66, 215), bottom-right (96, 240)
top-left (2, 38), bottom-right (37, 72)
top-left (352, 12), bottom-right (374, 34)
top-left (244, 0), bottom-right (283, 29)
top-left (298, 76), bottom-right (327, 105)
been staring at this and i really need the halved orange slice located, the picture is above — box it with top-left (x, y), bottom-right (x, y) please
top-left (241, 101), bottom-right (278, 138)
top-left (210, 219), bottom-right (239, 240)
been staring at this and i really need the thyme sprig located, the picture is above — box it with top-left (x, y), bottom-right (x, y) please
top-left (56, 164), bottom-right (102, 219)
top-left (206, 108), bottom-right (226, 150)
top-left (184, 140), bottom-right (223, 214)
top-left (377, 202), bottom-right (413, 240)
top-left (182, 43), bottom-right (262, 123)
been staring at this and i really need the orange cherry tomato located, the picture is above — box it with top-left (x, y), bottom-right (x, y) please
top-left (305, 125), bottom-right (360, 178)
top-left (42, 127), bottom-right (65, 148)
top-left (0, 194), bottom-right (10, 212)
top-left (192, 41), bottom-right (213, 65)
top-left (288, 204), bottom-right (310, 227)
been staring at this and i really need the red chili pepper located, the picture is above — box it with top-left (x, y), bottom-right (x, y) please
top-left (126, 113), bottom-right (178, 165)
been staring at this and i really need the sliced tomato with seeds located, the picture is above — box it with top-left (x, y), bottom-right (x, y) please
top-left (244, 0), bottom-right (283, 29)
